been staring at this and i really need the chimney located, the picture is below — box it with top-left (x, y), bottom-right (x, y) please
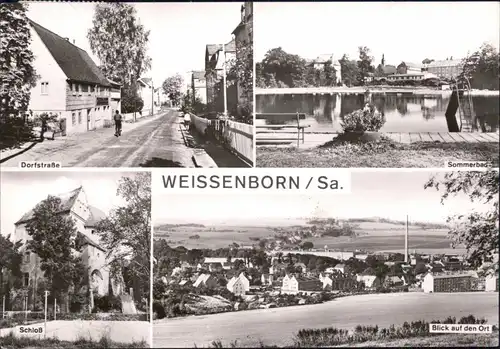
top-left (404, 215), bottom-right (409, 263)
top-left (72, 39), bottom-right (75, 44)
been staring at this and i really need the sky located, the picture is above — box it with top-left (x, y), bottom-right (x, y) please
top-left (255, 2), bottom-right (500, 64)
top-left (0, 171), bottom-right (136, 238)
top-left (153, 171), bottom-right (483, 226)
top-left (25, 1), bottom-right (243, 88)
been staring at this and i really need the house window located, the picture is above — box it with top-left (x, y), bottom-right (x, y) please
top-left (41, 82), bottom-right (49, 95)
top-left (72, 112), bottom-right (76, 125)
top-left (78, 111), bottom-right (82, 124)
top-left (23, 251), bottom-right (30, 263)
top-left (90, 85), bottom-right (95, 93)
top-left (82, 84), bottom-right (89, 93)
top-left (24, 273), bottom-right (29, 287)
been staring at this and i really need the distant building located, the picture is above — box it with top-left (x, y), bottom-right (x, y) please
top-left (386, 73), bottom-right (425, 82)
top-left (422, 273), bottom-right (477, 293)
top-left (397, 62), bottom-right (423, 74)
top-left (384, 275), bottom-right (404, 287)
top-left (281, 274), bottom-right (323, 294)
top-left (207, 262), bottom-right (223, 273)
top-left (193, 274), bottom-right (218, 288)
top-left (307, 54), bottom-right (342, 85)
top-left (320, 274), bottom-right (356, 291)
top-left (356, 274), bottom-right (382, 289)
top-left (136, 77), bottom-right (155, 116)
top-left (261, 273), bottom-right (273, 286)
top-left (423, 59), bottom-right (464, 80)
top-left (190, 71), bottom-right (207, 104)
top-left (227, 276), bottom-right (246, 296)
top-left (333, 264), bottom-right (347, 274)
top-left (485, 275), bottom-right (498, 292)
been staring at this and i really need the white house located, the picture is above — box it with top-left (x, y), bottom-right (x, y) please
top-left (14, 186), bottom-right (119, 296)
top-left (356, 275), bottom-right (381, 289)
top-left (136, 77), bottom-right (156, 117)
top-left (485, 275), bottom-right (498, 292)
top-left (27, 20), bottom-right (113, 135)
top-left (227, 276), bottom-right (246, 296)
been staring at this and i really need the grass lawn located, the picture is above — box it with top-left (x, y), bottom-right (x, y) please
top-left (0, 332), bottom-right (148, 348)
top-left (257, 139), bottom-right (499, 168)
top-left (333, 333), bottom-right (499, 347)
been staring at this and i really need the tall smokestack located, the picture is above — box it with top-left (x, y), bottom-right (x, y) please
top-left (405, 215), bottom-right (409, 263)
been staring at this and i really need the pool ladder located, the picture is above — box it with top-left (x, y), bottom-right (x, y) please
top-left (454, 77), bottom-right (476, 132)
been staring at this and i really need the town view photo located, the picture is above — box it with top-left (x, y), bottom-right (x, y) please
top-left (152, 170), bottom-right (499, 348)
top-left (0, 171), bottom-right (151, 348)
top-left (254, 2), bottom-right (500, 168)
top-left (0, 1), bottom-right (254, 168)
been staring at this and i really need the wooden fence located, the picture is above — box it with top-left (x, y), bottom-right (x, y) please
top-left (189, 113), bottom-right (254, 165)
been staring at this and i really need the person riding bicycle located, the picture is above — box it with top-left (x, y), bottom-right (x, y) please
top-left (114, 110), bottom-right (123, 136)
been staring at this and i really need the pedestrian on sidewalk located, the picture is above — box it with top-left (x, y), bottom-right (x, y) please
top-left (114, 110), bottom-right (123, 137)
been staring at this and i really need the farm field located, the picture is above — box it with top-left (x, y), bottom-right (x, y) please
top-left (153, 292), bottom-right (499, 348)
top-left (153, 220), bottom-right (462, 254)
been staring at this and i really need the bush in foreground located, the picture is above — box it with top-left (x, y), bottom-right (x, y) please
top-left (340, 105), bottom-right (386, 133)
top-left (0, 332), bottom-right (148, 348)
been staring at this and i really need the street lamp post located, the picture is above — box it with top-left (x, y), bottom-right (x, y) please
top-left (222, 43), bottom-right (228, 117)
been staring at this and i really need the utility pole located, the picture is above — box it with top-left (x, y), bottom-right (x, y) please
top-left (44, 290), bottom-right (49, 339)
top-left (222, 43), bottom-right (228, 117)
top-left (2, 295), bottom-right (5, 319)
top-left (151, 80), bottom-right (154, 116)
top-left (405, 215), bottom-right (409, 263)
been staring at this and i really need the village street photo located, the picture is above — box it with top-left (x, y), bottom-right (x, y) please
top-left (0, 171), bottom-right (151, 348)
top-left (0, 2), bottom-right (254, 168)
top-left (152, 170), bottom-right (498, 348)
top-left (254, 2), bottom-right (499, 168)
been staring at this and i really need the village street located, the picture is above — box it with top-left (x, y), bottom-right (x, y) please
top-left (0, 109), bottom-right (198, 168)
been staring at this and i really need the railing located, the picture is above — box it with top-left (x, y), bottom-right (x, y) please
top-left (189, 113), bottom-right (254, 165)
top-left (256, 113), bottom-right (310, 148)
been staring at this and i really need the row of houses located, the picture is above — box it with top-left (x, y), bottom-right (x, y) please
top-left (25, 19), bottom-right (156, 136)
top-left (188, 2), bottom-right (253, 113)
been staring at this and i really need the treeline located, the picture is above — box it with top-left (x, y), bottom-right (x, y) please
top-left (345, 217), bottom-right (449, 229)
top-left (256, 43), bottom-right (499, 90)
top-left (155, 223), bottom-right (206, 229)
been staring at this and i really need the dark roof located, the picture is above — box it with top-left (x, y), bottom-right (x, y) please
top-left (206, 44), bottom-right (220, 56)
top-left (382, 65), bottom-right (397, 75)
top-left (16, 187), bottom-right (82, 225)
top-left (29, 20), bottom-right (110, 87)
top-left (76, 231), bottom-right (105, 252)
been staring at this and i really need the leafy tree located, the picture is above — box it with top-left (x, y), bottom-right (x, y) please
top-left (422, 58), bottom-right (434, 65)
top-left (301, 241), bottom-right (314, 250)
top-left (227, 37), bottom-right (253, 119)
top-left (0, 3), bottom-right (38, 118)
top-left (87, 3), bottom-right (151, 85)
top-left (25, 196), bottom-right (86, 312)
top-left (121, 85), bottom-right (144, 114)
top-left (339, 54), bottom-right (359, 87)
top-left (162, 74), bottom-right (184, 107)
top-left (0, 234), bottom-right (23, 294)
top-left (414, 262), bottom-right (428, 275)
top-left (95, 173), bottom-right (151, 303)
top-left (356, 46), bottom-right (374, 85)
top-left (323, 60), bottom-right (337, 86)
top-left (461, 43), bottom-right (499, 90)
top-left (260, 47), bottom-right (307, 88)
top-left (424, 171), bottom-right (499, 275)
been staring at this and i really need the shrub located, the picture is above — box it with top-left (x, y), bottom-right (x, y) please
top-left (153, 301), bottom-right (166, 319)
top-left (340, 106), bottom-right (386, 133)
top-left (93, 294), bottom-right (122, 313)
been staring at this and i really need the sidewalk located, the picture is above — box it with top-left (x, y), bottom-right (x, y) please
top-left (0, 111), bottom-right (166, 164)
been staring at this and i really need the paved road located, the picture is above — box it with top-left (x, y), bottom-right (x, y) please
top-left (153, 292), bottom-right (499, 348)
top-left (0, 320), bottom-right (150, 345)
top-left (0, 109), bottom-right (194, 167)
